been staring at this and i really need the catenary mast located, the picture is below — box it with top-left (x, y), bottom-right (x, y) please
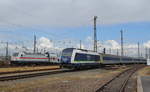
top-left (94, 16), bottom-right (98, 52)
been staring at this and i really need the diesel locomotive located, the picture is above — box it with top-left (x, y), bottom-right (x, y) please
top-left (60, 48), bottom-right (146, 69)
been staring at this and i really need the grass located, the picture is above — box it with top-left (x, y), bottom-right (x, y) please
top-left (138, 66), bottom-right (150, 76)
top-left (0, 60), bottom-right (10, 66)
top-left (0, 65), bottom-right (59, 73)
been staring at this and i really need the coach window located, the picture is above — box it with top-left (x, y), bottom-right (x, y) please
top-left (91, 55), bottom-right (96, 61)
top-left (87, 55), bottom-right (91, 61)
top-left (95, 55), bottom-right (100, 61)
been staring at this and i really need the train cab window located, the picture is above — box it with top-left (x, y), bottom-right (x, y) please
top-left (62, 48), bottom-right (73, 57)
top-left (45, 52), bottom-right (50, 57)
top-left (21, 54), bottom-right (23, 57)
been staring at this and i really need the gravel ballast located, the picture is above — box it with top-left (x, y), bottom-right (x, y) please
top-left (0, 67), bottom-right (127, 92)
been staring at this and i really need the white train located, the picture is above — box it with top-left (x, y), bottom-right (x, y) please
top-left (11, 52), bottom-right (60, 65)
top-left (61, 48), bottom-right (146, 69)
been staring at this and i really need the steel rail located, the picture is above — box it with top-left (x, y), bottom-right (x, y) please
top-left (96, 65), bottom-right (145, 92)
top-left (0, 69), bottom-right (73, 81)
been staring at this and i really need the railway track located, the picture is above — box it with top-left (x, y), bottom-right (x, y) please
top-left (0, 69), bottom-right (74, 81)
top-left (0, 67), bottom-right (103, 81)
top-left (96, 65), bottom-right (145, 92)
top-left (0, 66), bottom-right (114, 81)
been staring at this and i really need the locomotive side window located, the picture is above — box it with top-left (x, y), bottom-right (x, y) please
top-left (75, 53), bottom-right (100, 61)
top-left (75, 53), bottom-right (87, 61)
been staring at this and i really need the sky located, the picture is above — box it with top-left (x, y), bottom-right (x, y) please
top-left (0, 0), bottom-right (150, 57)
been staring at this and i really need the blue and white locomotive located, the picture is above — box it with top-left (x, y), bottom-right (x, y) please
top-left (61, 48), bottom-right (146, 69)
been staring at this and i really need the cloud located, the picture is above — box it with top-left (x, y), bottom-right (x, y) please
top-left (76, 44), bottom-right (85, 49)
top-left (104, 40), bottom-right (120, 49)
top-left (86, 36), bottom-right (93, 42)
top-left (0, 0), bottom-right (149, 27)
top-left (125, 44), bottom-right (138, 49)
top-left (143, 41), bottom-right (150, 48)
top-left (85, 36), bottom-right (93, 50)
top-left (37, 37), bottom-right (53, 49)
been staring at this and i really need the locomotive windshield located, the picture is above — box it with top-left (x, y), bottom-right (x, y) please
top-left (61, 48), bottom-right (74, 63)
top-left (62, 48), bottom-right (73, 57)
top-left (13, 53), bottom-right (19, 56)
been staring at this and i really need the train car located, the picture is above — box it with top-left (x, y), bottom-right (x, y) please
top-left (60, 48), bottom-right (146, 69)
top-left (101, 53), bottom-right (146, 64)
top-left (11, 52), bottom-right (59, 65)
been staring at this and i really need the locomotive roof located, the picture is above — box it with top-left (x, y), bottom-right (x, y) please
top-left (23, 52), bottom-right (46, 55)
top-left (64, 48), bottom-right (96, 52)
